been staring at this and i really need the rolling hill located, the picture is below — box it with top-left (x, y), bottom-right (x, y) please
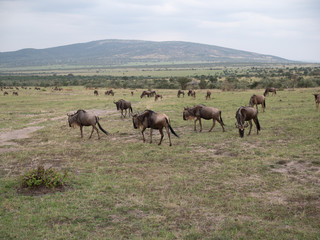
top-left (0, 39), bottom-right (293, 68)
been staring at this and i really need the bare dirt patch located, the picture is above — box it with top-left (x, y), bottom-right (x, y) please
top-left (0, 126), bottom-right (44, 152)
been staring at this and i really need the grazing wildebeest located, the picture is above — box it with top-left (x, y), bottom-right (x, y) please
top-left (264, 87), bottom-right (277, 96)
top-left (132, 110), bottom-right (179, 146)
top-left (3, 91), bottom-right (8, 96)
top-left (313, 94), bottom-right (320, 111)
top-left (249, 94), bottom-right (266, 112)
top-left (183, 105), bottom-right (225, 132)
top-left (235, 106), bottom-right (260, 138)
top-left (67, 110), bottom-right (108, 139)
top-left (94, 90), bottom-right (99, 96)
top-left (12, 91), bottom-right (18, 96)
top-left (140, 90), bottom-right (152, 98)
top-left (155, 94), bottom-right (163, 101)
top-left (188, 89), bottom-right (196, 98)
top-left (206, 90), bottom-right (211, 100)
top-left (114, 99), bottom-right (133, 118)
top-left (105, 90), bottom-right (114, 96)
top-left (177, 90), bottom-right (185, 98)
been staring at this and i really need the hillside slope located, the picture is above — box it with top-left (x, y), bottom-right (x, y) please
top-left (0, 39), bottom-right (292, 67)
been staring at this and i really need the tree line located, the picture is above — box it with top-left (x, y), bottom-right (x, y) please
top-left (0, 66), bottom-right (319, 90)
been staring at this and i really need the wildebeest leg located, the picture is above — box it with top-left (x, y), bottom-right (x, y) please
top-left (124, 109), bottom-right (127, 118)
top-left (198, 118), bottom-right (203, 132)
top-left (95, 125), bottom-right (100, 139)
top-left (194, 119), bottom-right (198, 131)
top-left (158, 128), bottom-right (164, 145)
top-left (150, 129), bottom-right (153, 144)
top-left (217, 119), bottom-right (225, 132)
top-left (80, 126), bottom-right (83, 138)
top-left (247, 120), bottom-right (253, 136)
top-left (253, 119), bottom-right (260, 135)
top-left (141, 128), bottom-right (146, 142)
top-left (89, 125), bottom-right (96, 139)
top-left (209, 119), bottom-right (216, 132)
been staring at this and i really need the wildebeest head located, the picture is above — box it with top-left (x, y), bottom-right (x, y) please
top-left (235, 107), bottom-right (248, 138)
top-left (67, 110), bottom-right (84, 127)
top-left (114, 100), bottom-right (120, 110)
top-left (183, 107), bottom-right (198, 120)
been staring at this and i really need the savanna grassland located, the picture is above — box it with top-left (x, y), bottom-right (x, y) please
top-left (0, 86), bottom-right (320, 239)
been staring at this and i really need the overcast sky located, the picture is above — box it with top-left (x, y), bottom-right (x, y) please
top-left (1, 0), bottom-right (319, 62)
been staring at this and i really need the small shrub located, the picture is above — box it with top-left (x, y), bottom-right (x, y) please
top-left (20, 165), bottom-right (67, 189)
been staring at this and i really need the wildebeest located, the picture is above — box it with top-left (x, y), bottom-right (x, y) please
top-left (105, 90), bottom-right (114, 96)
top-left (313, 94), bottom-right (320, 111)
top-left (235, 106), bottom-right (261, 138)
top-left (177, 90), bottom-right (184, 98)
top-left (3, 91), bottom-right (8, 96)
top-left (183, 105), bottom-right (225, 132)
top-left (140, 90), bottom-right (152, 98)
top-left (94, 90), bottom-right (99, 96)
top-left (114, 99), bottom-right (133, 118)
top-left (132, 110), bottom-right (179, 146)
top-left (264, 87), bottom-right (277, 96)
top-left (188, 89), bottom-right (196, 98)
top-left (249, 94), bottom-right (266, 112)
top-left (155, 94), bottom-right (163, 101)
top-left (206, 90), bottom-right (211, 100)
top-left (131, 91), bottom-right (134, 96)
top-left (67, 110), bottom-right (108, 139)
top-left (12, 91), bottom-right (18, 96)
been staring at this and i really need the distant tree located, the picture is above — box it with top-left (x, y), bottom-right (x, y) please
top-left (176, 77), bottom-right (190, 90)
top-left (199, 79), bottom-right (208, 89)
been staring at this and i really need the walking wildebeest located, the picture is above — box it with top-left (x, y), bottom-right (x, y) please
top-left (132, 110), bottom-right (179, 146)
top-left (313, 94), bottom-right (320, 111)
top-left (235, 106), bottom-right (261, 138)
top-left (114, 99), bottom-right (133, 118)
top-left (67, 110), bottom-right (108, 139)
top-left (206, 90), bottom-right (211, 100)
top-left (264, 87), bottom-right (277, 96)
top-left (183, 105), bottom-right (225, 132)
top-left (105, 90), bottom-right (114, 96)
top-left (177, 90), bottom-right (185, 98)
top-left (94, 90), bottom-right (98, 96)
top-left (155, 94), bottom-right (163, 101)
top-left (249, 94), bottom-right (266, 112)
top-left (140, 90), bottom-right (152, 98)
top-left (188, 89), bottom-right (196, 98)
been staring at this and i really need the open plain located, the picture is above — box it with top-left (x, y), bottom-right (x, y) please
top-left (1, 86), bottom-right (320, 239)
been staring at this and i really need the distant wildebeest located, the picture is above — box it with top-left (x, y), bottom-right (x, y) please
top-left (3, 91), bottom-right (8, 96)
top-left (105, 90), bottom-right (114, 96)
top-left (150, 90), bottom-right (156, 97)
top-left (235, 106), bottom-right (261, 138)
top-left (140, 90), bottom-right (152, 98)
top-left (206, 90), bottom-right (211, 100)
top-left (94, 90), bottom-right (99, 96)
top-left (313, 94), bottom-right (320, 111)
top-left (249, 94), bottom-right (266, 112)
top-left (183, 105), bottom-right (225, 132)
top-left (131, 91), bottom-right (134, 96)
top-left (114, 99), bottom-right (133, 118)
top-left (177, 90), bottom-right (185, 98)
top-left (264, 87), bottom-right (277, 96)
top-left (132, 110), bottom-right (179, 146)
top-left (67, 110), bottom-right (108, 139)
top-left (12, 91), bottom-right (18, 96)
top-left (155, 94), bottom-right (163, 101)
top-left (188, 89), bottom-right (196, 98)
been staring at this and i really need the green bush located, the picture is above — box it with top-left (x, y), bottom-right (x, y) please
top-left (20, 165), bottom-right (67, 189)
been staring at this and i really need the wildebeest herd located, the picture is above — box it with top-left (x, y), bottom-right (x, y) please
top-left (67, 87), bottom-right (319, 145)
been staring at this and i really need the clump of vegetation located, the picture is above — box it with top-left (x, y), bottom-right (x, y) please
top-left (20, 165), bottom-right (67, 189)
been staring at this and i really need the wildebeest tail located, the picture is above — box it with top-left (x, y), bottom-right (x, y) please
top-left (165, 118), bottom-right (179, 138)
top-left (219, 111), bottom-right (226, 126)
top-left (96, 117), bottom-right (109, 135)
top-left (256, 117), bottom-right (261, 131)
